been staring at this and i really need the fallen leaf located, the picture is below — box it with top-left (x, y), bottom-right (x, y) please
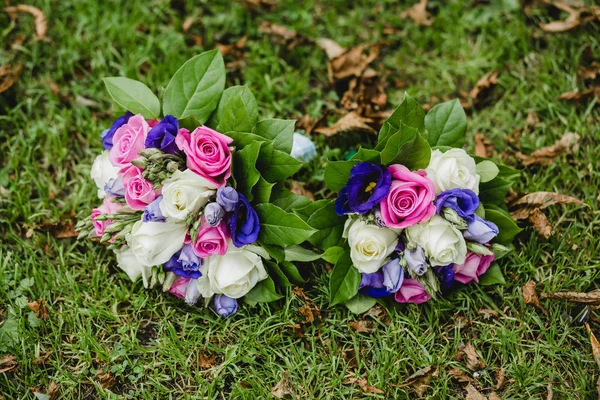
top-left (528, 208), bottom-right (552, 238)
top-left (474, 133), bottom-right (494, 158)
top-left (469, 71), bottom-right (499, 102)
top-left (298, 305), bottom-right (315, 323)
top-left (0, 62), bottom-right (23, 94)
top-left (558, 87), bottom-right (596, 103)
top-left (465, 384), bottom-right (487, 400)
top-left (464, 342), bottom-right (485, 372)
top-left (75, 95), bottom-right (101, 108)
top-left (47, 382), bottom-right (59, 400)
top-left (182, 16), bottom-right (197, 33)
top-left (495, 368), bottom-right (505, 390)
top-left (27, 299), bottom-right (49, 320)
top-left (314, 112), bottom-right (376, 136)
top-left (259, 21), bottom-right (304, 49)
top-left (401, 0), bottom-right (434, 26)
top-left (4, 5), bottom-right (48, 40)
top-left (526, 112), bottom-right (540, 128)
top-left (216, 36), bottom-right (247, 57)
top-left (509, 191), bottom-right (587, 219)
top-left (238, 0), bottom-right (278, 12)
top-left (586, 323), bottom-right (600, 398)
top-left (344, 377), bottom-right (384, 394)
top-left (488, 392), bottom-right (502, 400)
top-left (348, 320), bottom-right (374, 333)
top-left (326, 43), bottom-right (382, 83)
top-left (401, 366), bottom-right (438, 398)
top-left (522, 280), bottom-right (546, 312)
top-left (540, 290), bottom-right (600, 304)
top-left (315, 37), bottom-right (346, 59)
top-left (96, 372), bottom-right (115, 389)
top-left (196, 352), bottom-right (216, 369)
top-left (447, 367), bottom-right (472, 383)
top-left (478, 308), bottom-right (499, 319)
top-left (516, 132), bottom-right (580, 166)
top-left (32, 350), bottom-right (53, 365)
top-left (271, 371), bottom-right (298, 399)
top-left (0, 355), bottom-right (17, 374)
top-left (290, 181), bottom-right (315, 201)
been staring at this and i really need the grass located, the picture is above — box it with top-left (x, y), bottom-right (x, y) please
top-left (1, 0), bottom-right (599, 398)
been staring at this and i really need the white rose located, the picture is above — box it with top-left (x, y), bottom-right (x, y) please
top-left (91, 151), bottom-right (120, 198)
top-left (406, 215), bottom-right (467, 267)
top-left (425, 148), bottom-right (480, 194)
top-left (204, 246), bottom-right (268, 299)
top-left (160, 169), bottom-right (217, 221)
top-left (125, 218), bottom-right (187, 267)
top-left (344, 219), bottom-right (399, 274)
top-left (115, 246), bottom-right (153, 288)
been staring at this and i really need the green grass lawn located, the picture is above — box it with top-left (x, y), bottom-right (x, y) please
top-left (1, 0), bottom-right (599, 398)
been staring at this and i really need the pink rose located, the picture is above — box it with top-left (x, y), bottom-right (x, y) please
top-left (380, 165), bottom-right (436, 229)
top-left (191, 220), bottom-right (229, 258)
top-left (453, 252), bottom-right (495, 284)
top-left (91, 196), bottom-right (123, 236)
top-left (395, 278), bottom-right (431, 304)
top-left (121, 166), bottom-right (157, 210)
top-left (109, 114), bottom-right (149, 168)
top-left (175, 126), bottom-right (233, 187)
top-left (169, 277), bottom-right (190, 298)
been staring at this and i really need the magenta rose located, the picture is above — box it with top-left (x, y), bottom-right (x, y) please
top-left (121, 166), bottom-right (157, 210)
top-left (191, 220), bottom-right (229, 258)
top-left (175, 126), bottom-right (233, 187)
top-left (168, 277), bottom-right (190, 298)
top-left (453, 252), bottom-right (495, 284)
top-left (91, 196), bottom-right (123, 236)
top-left (109, 114), bottom-right (149, 168)
top-left (394, 278), bottom-right (431, 304)
top-left (379, 165), bottom-right (436, 229)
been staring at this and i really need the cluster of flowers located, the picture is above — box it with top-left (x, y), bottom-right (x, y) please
top-left (87, 112), bottom-right (269, 317)
top-left (336, 149), bottom-right (501, 304)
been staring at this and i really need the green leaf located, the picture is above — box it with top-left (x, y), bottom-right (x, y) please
top-left (284, 245), bottom-right (321, 262)
top-left (253, 119), bottom-right (295, 153)
top-left (485, 206), bottom-right (522, 245)
top-left (351, 148), bottom-right (381, 163)
top-left (324, 160), bottom-right (359, 193)
top-left (329, 251), bottom-right (361, 306)
top-left (297, 200), bottom-right (346, 249)
top-left (344, 294), bottom-right (377, 314)
top-left (280, 261), bottom-right (305, 284)
top-left (260, 243), bottom-right (285, 263)
top-left (424, 99), bottom-right (467, 148)
top-left (244, 277), bottom-right (283, 304)
top-left (233, 141), bottom-right (262, 200)
top-left (252, 177), bottom-right (275, 204)
top-left (476, 160), bottom-right (500, 183)
top-left (271, 188), bottom-right (313, 212)
top-left (216, 86), bottom-right (258, 133)
top-left (384, 92), bottom-right (426, 133)
top-left (380, 123), bottom-right (431, 169)
top-left (256, 204), bottom-right (317, 246)
top-left (163, 50), bottom-right (226, 123)
top-left (265, 260), bottom-right (292, 287)
top-left (227, 131), bottom-right (268, 149)
top-left (103, 77), bottom-right (160, 119)
top-left (479, 177), bottom-right (513, 207)
top-left (257, 143), bottom-right (302, 182)
top-left (322, 246), bottom-right (345, 264)
top-left (478, 263), bottom-right (506, 285)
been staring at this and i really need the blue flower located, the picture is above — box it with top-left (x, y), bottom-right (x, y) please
top-left (436, 188), bottom-right (479, 222)
top-left (164, 244), bottom-right (202, 279)
top-left (204, 202), bottom-right (225, 226)
top-left (405, 247), bottom-right (427, 276)
top-left (144, 115), bottom-right (179, 154)
top-left (143, 196), bottom-right (166, 223)
top-left (229, 193), bottom-right (260, 247)
top-left (104, 178), bottom-right (125, 198)
top-left (101, 111), bottom-right (132, 150)
top-left (290, 132), bottom-right (317, 162)
top-left (184, 279), bottom-right (201, 306)
top-left (214, 294), bottom-right (238, 317)
top-left (216, 186), bottom-right (239, 212)
top-left (464, 215), bottom-right (499, 244)
top-left (435, 265), bottom-right (455, 292)
top-left (335, 162), bottom-right (391, 215)
top-left (359, 258), bottom-right (404, 298)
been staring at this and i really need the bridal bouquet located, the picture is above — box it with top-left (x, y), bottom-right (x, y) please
top-left (77, 50), bottom-right (317, 317)
top-left (321, 95), bottom-right (521, 312)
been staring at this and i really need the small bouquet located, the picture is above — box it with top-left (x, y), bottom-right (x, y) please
top-left (77, 50), bottom-right (317, 317)
top-left (321, 94), bottom-right (521, 312)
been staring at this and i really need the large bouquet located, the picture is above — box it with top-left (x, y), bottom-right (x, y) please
top-left (77, 50), bottom-right (318, 317)
top-left (321, 94), bottom-right (521, 312)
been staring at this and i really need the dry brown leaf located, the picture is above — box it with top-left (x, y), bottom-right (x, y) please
top-left (516, 132), bottom-right (580, 166)
top-left (586, 323), bottom-right (600, 368)
top-left (495, 368), bottom-right (506, 390)
top-left (216, 36), bottom-right (247, 57)
top-left (522, 280), bottom-right (546, 312)
top-left (401, 0), bottom-right (434, 26)
top-left (526, 112), bottom-right (540, 128)
top-left (96, 372), bottom-right (115, 389)
top-left (271, 371), bottom-right (298, 399)
top-left (298, 305), bottom-right (315, 323)
top-left (290, 181), bottom-right (315, 201)
top-left (478, 308), bottom-right (499, 319)
top-left (0, 355), bottom-right (17, 374)
top-left (27, 299), bottom-right (49, 320)
top-left (464, 342), bottom-right (485, 372)
top-left (32, 351), bottom-right (53, 365)
top-left (326, 43), bottom-right (382, 82)
top-left (348, 320), bottom-right (374, 333)
top-left (509, 191), bottom-right (587, 216)
top-left (0, 62), bottom-right (23, 94)
top-left (448, 367), bottom-right (472, 383)
top-left (314, 112), bottom-right (376, 137)
top-left (488, 392), bottom-right (502, 400)
top-left (4, 5), bottom-right (47, 40)
top-left (344, 377), bottom-right (384, 394)
top-left (528, 208), bottom-right (552, 238)
top-left (540, 290), bottom-right (600, 304)
top-left (470, 71), bottom-right (499, 101)
top-left (196, 352), bottom-right (216, 369)
top-left (465, 384), bottom-right (487, 400)
top-left (259, 21), bottom-right (301, 49)
top-left (315, 37), bottom-right (346, 59)
top-left (402, 366), bottom-right (438, 398)
top-left (238, 0), bottom-right (278, 12)
top-left (47, 381), bottom-right (59, 400)
top-left (474, 133), bottom-right (494, 158)
top-left (182, 16), bottom-right (197, 33)
top-left (578, 62), bottom-right (600, 81)
top-left (558, 87), bottom-right (596, 102)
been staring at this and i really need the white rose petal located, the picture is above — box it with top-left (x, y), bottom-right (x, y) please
top-left (425, 148), bottom-right (480, 194)
top-left (115, 246), bottom-right (153, 288)
top-left (160, 169), bottom-right (217, 221)
top-left (90, 151), bottom-right (121, 198)
top-left (125, 218), bottom-right (187, 267)
top-left (406, 215), bottom-right (467, 267)
top-left (346, 219), bottom-right (399, 274)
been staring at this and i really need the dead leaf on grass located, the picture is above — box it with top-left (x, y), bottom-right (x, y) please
top-left (196, 352), bottom-right (217, 369)
top-left (474, 133), bottom-right (494, 158)
top-left (259, 21), bottom-right (306, 49)
top-left (290, 181), bottom-right (315, 201)
top-left (578, 62), bottom-right (600, 81)
top-left (469, 71), bottom-right (499, 102)
top-left (4, 5), bottom-right (48, 40)
top-left (558, 87), bottom-right (597, 103)
top-left (315, 37), bottom-right (346, 59)
top-left (216, 36), bottom-right (247, 57)
top-left (538, 2), bottom-right (600, 33)
top-left (96, 372), bottom-right (116, 389)
top-left (516, 132), bottom-right (580, 166)
top-left (522, 280), bottom-right (547, 313)
top-left (478, 308), bottom-right (499, 319)
top-left (27, 299), bottom-right (49, 320)
top-left (32, 351), bottom-right (53, 365)
top-left (314, 112), bottom-right (376, 137)
top-left (465, 384), bottom-right (487, 400)
top-left (326, 43), bottom-right (383, 83)
top-left (344, 377), bottom-right (384, 394)
top-left (238, 0), bottom-right (278, 12)
top-left (401, 366), bottom-right (438, 398)
top-left (401, 0), bottom-right (434, 26)
top-left (348, 320), bottom-right (374, 333)
top-left (495, 368), bottom-right (505, 390)
top-left (182, 16), bottom-right (198, 33)
top-left (586, 323), bottom-right (600, 397)
top-left (47, 382), bottom-right (59, 400)
top-left (271, 370), bottom-right (298, 399)
top-left (0, 355), bottom-right (18, 374)
top-left (540, 290), bottom-right (600, 304)
top-left (0, 62), bottom-right (23, 93)
top-left (509, 191), bottom-right (587, 218)
top-left (464, 342), bottom-right (485, 372)
top-left (447, 367), bottom-right (472, 383)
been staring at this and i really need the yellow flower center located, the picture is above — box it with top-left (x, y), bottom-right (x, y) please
top-left (365, 182), bottom-right (377, 193)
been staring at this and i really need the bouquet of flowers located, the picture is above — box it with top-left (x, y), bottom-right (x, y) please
top-left (77, 50), bottom-right (318, 317)
top-left (320, 94), bottom-right (521, 313)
